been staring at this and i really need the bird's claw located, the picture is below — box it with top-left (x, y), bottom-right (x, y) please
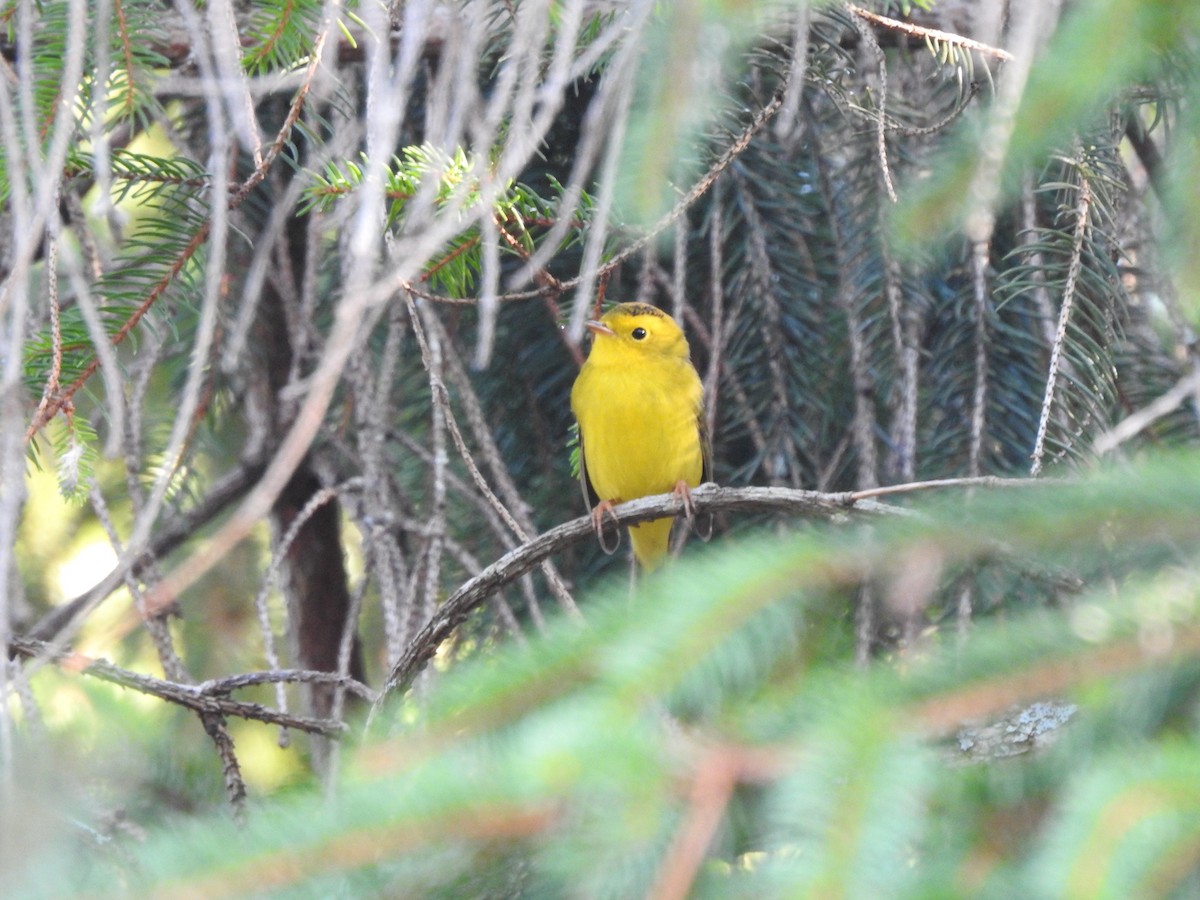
top-left (591, 500), bottom-right (622, 555)
top-left (674, 480), bottom-right (713, 542)
top-left (672, 480), bottom-right (696, 522)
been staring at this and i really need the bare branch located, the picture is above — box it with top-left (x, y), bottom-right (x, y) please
top-left (845, 4), bottom-right (1014, 62)
top-left (8, 638), bottom-right (348, 737)
top-left (1031, 173), bottom-right (1092, 476)
top-left (198, 668), bottom-right (376, 703)
top-left (1093, 369), bottom-right (1200, 456)
top-left (375, 484), bottom-right (913, 709)
top-left (849, 475), bottom-right (1060, 502)
top-left (851, 7), bottom-right (897, 203)
top-left (968, 237), bottom-right (990, 478)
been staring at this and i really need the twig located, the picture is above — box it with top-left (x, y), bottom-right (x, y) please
top-left (683, 310), bottom-right (770, 461)
top-left (773, 3), bottom-right (812, 141)
top-left (845, 4), bottom-right (1014, 62)
top-left (425, 309), bottom-right (580, 618)
top-left (58, 201), bottom-right (127, 457)
top-left (1031, 173), bottom-right (1092, 476)
top-left (812, 104), bottom-right (879, 492)
top-left (968, 238), bottom-right (990, 478)
top-left (474, 213), bottom-right (502, 367)
top-left (579, 92), bottom-right (786, 312)
top-left (407, 297), bottom-right (450, 654)
top-left (882, 238), bottom-right (917, 483)
top-left (566, 56), bottom-right (635, 341)
top-left (848, 475), bottom-right (1054, 502)
top-left (703, 183), bottom-right (725, 454)
top-left (1093, 369), bottom-right (1200, 456)
top-left (8, 638), bottom-right (347, 736)
top-left (850, 6), bottom-right (897, 203)
top-left (198, 668), bottom-right (376, 702)
top-left (960, 0), bottom-right (1060, 478)
top-left (254, 479), bottom-right (364, 721)
top-left (387, 74), bottom-right (786, 320)
top-left (202, 712), bottom-right (248, 824)
top-left (87, 480), bottom-right (187, 682)
top-left (882, 81), bottom-right (979, 138)
top-left (46, 232), bottom-right (63, 397)
top-left (24, 221), bottom-right (213, 440)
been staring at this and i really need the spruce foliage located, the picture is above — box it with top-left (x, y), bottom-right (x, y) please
top-left (3, 0), bottom-right (1200, 895)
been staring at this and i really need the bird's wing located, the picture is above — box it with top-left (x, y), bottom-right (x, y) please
top-left (578, 435), bottom-right (601, 510)
top-left (695, 405), bottom-right (715, 542)
top-left (698, 409), bottom-right (713, 485)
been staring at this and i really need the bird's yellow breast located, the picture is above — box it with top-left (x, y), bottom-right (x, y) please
top-left (571, 348), bottom-right (704, 504)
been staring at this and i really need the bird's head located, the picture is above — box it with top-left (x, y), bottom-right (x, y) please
top-left (584, 303), bottom-right (691, 363)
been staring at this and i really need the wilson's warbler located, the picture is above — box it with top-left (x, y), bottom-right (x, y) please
top-left (570, 302), bottom-right (711, 569)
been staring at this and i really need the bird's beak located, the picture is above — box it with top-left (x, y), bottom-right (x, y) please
top-left (585, 320), bottom-right (615, 337)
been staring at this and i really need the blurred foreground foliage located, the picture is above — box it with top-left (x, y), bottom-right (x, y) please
top-left (10, 452), bottom-right (1200, 898)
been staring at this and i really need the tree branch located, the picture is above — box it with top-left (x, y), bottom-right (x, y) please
top-left (845, 4), bottom-right (1014, 62)
top-left (8, 637), bottom-right (349, 737)
top-left (375, 484), bottom-right (912, 709)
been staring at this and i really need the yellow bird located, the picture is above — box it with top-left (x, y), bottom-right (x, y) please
top-left (570, 302), bottom-right (710, 569)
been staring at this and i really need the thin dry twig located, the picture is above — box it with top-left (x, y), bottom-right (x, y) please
top-left (729, 171), bottom-right (795, 485)
top-left (425, 310), bottom-right (580, 618)
top-left (968, 238), bottom-right (990, 479)
top-left (850, 6), bottom-right (897, 203)
top-left (415, 304), bottom-right (450, 656)
top-left (849, 475), bottom-right (1055, 502)
top-left (881, 218), bottom-right (917, 483)
top-left (198, 668), bottom-right (376, 702)
top-left (773, 3), bottom-right (812, 141)
top-left (255, 479), bottom-right (364, 722)
top-left (1093, 369), bottom-right (1200, 456)
top-left (845, 4), bottom-right (1014, 62)
top-left (1031, 174), bottom-right (1092, 476)
top-left (87, 480), bottom-right (186, 681)
top-left (8, 637), bottom-right (348, 736)
top-left (201, 712), bottom-right (248, 823)
top-left (703, 184), bottom-right (725, 466)
top-left (561, 87), bottom-right (788, 342)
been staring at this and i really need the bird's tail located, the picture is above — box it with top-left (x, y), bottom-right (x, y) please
top-left (629, 517), bottom-right (674, 570)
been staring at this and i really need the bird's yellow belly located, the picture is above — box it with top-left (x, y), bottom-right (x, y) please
top-left (576, 373), bottom-right (703, 504)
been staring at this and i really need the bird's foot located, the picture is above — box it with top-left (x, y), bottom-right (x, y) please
top-left (674, 480), bottom-right (713, 542)
top-left (672, 480), bottom-right (696, 522)
top-left (591, 500), bottom-right (622, 555)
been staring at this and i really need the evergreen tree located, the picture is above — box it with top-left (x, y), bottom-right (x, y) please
top-left (3, 1), bottom-right (1200, 894)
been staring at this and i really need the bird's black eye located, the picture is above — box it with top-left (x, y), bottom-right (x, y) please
top-left (631, 327), bottom-right (647, 340)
